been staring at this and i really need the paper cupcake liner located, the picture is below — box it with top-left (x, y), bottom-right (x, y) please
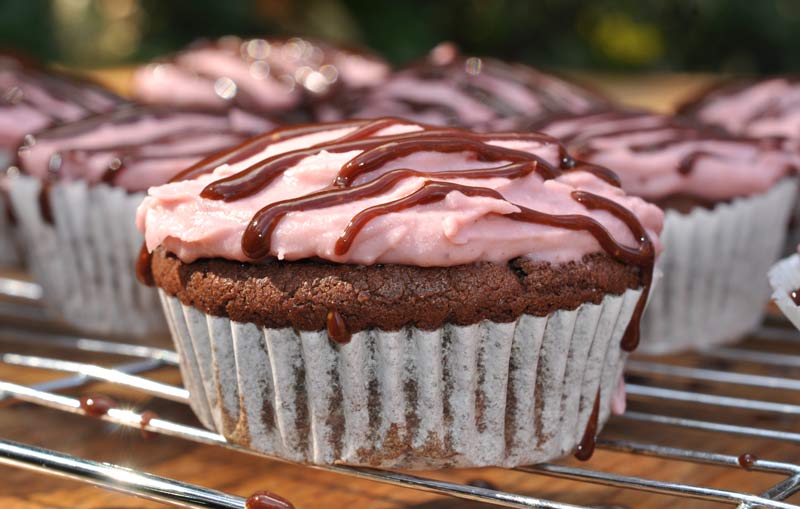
top-left (768, 254), bottom-right (800, 331)
top-left (640, 178), bottom-right (797, 354)
top-left (8, 175), bottom-right (167, 338)
top-left (158, 286), bottom-right (641, 469)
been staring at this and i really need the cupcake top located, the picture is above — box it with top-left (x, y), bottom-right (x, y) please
top-left (679, 77), bottom-right (800, 140)
top-left (533, 110), bottom-right (798, 202)
top-left (0, 53), bottom-right (124, 151)
top-left (132, 36), bottom-right (389, 117)
top-left (16, 105), bottom-right (276, 192)
top-left (316, 43), bottom-right (610, 131)
top-left (137, 117), bottom-right (662, 269)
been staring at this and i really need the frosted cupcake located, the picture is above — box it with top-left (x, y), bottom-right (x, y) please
top-left (8, 105), bottom-right (275, 337)
top-left (0, 53), bottom-right (124, 266)
top-left (535, 110), bottom-right (799, 353)
top-left (316, 43), bottom-right (610, 131)
top-left (132, 36), bottom-right (389, 121)
top-left (137, 117), bottom-right (662, 468)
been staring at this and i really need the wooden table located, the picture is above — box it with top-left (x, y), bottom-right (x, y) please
top-left (3, 72), bottom-right (799, 509)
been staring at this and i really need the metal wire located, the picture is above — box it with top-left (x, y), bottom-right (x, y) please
top-left (3, 288), bottom-right (800, 509)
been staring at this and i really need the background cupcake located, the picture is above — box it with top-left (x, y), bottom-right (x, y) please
top-left (535, 110), bottom-right (799, 353)
top-left (131, 35), bottom-right (389, 122)
top-left (138, 118), bottom-right (662, 468)
top-left (316, 43), bottom-right (611, 131)
top-left (8, 104), bottom-right (275, 338)
top-left (0, 53), bottom-right (125, 267)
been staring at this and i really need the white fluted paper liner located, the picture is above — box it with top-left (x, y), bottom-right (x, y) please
top-left (159, 286), bottom-right (641, 469)
top-left (8, 175), bottom-right (167, 337)
top-left (640, 178), bottom-right (797, 354)
top-left (769, 254), bottom-right (800, 331)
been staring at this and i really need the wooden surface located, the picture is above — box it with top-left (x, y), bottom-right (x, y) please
top-left (2, 71), bottom-right (799, 509)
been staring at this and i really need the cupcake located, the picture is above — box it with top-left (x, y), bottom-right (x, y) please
top-left (132, 36), bottom-right (389, 121)
top-left (678, 77), bottom-right (800, 140)
top-left (8, 105), bottom-right (275, 337)
top-left (315, 43), bottom-right (611, 131)
top-left (534, 110), bottom-right (799, 353)
top-left (137, 117), bottom-right (662, 468)
top-left (0, 53), bottom-right (124, 266)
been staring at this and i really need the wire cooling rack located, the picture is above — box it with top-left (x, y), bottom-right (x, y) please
top-left (3, 276), bottom-right (800, 509)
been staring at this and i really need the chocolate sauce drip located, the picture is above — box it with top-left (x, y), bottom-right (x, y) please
top-left (326, 309), bottom-right (351, 344)
top-left (575, 388), bottom-right (601, 461)
top-left (245, 490), bottom-right (295, 509)
top-left (791, 289), bottom-right (800, 306)
top-left (136, 244), bottom-right (155, 286)
top-left (737, 453), bottom-right (758, 469)
top-left (79, 395), bottom-right (116, 417)
top-left (38, 181), bottom-right (54, 225)
top-left (139, 410), bottom-right (158, 439)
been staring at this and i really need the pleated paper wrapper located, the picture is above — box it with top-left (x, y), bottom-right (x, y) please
top-left (8, 175), bottom-right (167, 337)
top-left (769, 254), bottom-right (800, 331)
top-left (159, 286), bottom-right (641, 469)
top-left (640, 178), bottom-right (797, 354)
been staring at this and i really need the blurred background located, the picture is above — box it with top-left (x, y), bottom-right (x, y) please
top-left (1, 0), bottom-right (799, 73)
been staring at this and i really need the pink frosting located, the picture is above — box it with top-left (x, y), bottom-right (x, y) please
top-left (132, 36), bottom-right (389, 114)
top-left (317, 46), bottom-right (609, 131)
top-left (137, 120), bottom-right (663, 267)
top-left (683, 78), bottom-right (800, 140)
top-left (17, 106), bottom-right (275, 192)
top-left (0, 59), bottom-right (123, 150)
top-left (537, 111), bottom-right (799, 201)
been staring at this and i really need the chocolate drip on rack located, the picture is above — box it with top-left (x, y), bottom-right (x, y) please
top-left (245, 490), bottom-right (295, 509)
top-left (575, 388), bottom-right (601, 461)
top-left (197, 118), bottom-right (653, 351)
top-left (737, 453), bottom-right (758, 470)
top-left (79, 395), bottom-right (116, 417)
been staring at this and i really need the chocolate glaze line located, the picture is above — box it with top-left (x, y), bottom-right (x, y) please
top-left (575, 388), bottom-right (601, 461)
top-left (326, 309), bottom-right (351, 344)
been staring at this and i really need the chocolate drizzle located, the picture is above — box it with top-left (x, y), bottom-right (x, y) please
top-left (189, 117), bottom-right (655, 351)
top-left (326, 309), bottom-right (351, 344)
top-left (245, 490), bottom-right (295, 509)
top-left (575, 388), bottom-right (601, 461)
top-left (790, 289), bottom-right (800, 306)
top-left (737, 453), bottom-right (758, 469)
top-left (136, 243), bottom-right (155, 287)
top-left (139, 410), bottom-right (158, 439)
top-left (79, 394), bottom-right (116, 417)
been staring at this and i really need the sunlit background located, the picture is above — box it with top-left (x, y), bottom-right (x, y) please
top-left (1, 0), bottom-right (799, 73)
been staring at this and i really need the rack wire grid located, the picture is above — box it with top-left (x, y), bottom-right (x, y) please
top-left (3, 274), bottom-right (800, 509)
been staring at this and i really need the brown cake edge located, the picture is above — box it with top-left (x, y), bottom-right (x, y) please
top-left (151, 247), bottom-right (643, 333)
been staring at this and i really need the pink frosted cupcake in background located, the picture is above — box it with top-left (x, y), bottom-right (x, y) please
top-left (8, 105), bottom-right (276, 338)
top-left (316, 43), bottom-right (611, 131)
top-left (0, 53), bottom-right (124, 267)
top-left (131, 36), bottom-right (389, 121)
top-left (535, 110), bottom-right (799, 352)
top-left (137, 117), bottom-right (662, 468)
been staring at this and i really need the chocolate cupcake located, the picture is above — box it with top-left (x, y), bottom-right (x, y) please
top-left (535, 110), bottom-right (799, 352)
top-left (137, 118), bottom-right (662, 468)
top-left (0, 53), bottom-right (124, 266)
top-left (8, 105), bottom-right (275, 337)
top-left (132, 36), bottom-right (389, 122)
top-left (316, 43), bottom-right (611, 131)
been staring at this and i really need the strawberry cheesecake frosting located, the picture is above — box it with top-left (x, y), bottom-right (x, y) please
top-left (16, 105), bottom-right (276, 192)
top-left (137, 118), bottom-right (662, 267)
top-left (534, 110), bottom-right (799, 201)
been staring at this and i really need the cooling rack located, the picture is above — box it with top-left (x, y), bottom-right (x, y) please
top-left (3, 275), bottom-right (800, 509)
